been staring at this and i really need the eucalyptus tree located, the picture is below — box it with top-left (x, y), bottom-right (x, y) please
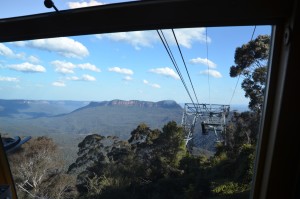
top-left (230, 34), bottom-right (270, 113)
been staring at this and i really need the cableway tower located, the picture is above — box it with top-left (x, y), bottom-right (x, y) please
top-left (181, 103), bottom-right (230, 148)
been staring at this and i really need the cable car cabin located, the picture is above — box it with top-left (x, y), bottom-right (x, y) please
top-left (201, 121), bottom-right (224, 135)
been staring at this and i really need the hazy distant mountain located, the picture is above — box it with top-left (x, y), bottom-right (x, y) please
top-left (0, 99), bottom-right (183, 139)
top-left (0, 99), bottom-right (89, 118)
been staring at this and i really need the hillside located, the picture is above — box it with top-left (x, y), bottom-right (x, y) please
top-left (32, 100), bottom-right (183, 139)
top-left (0, 99), bottom-right (183, 139)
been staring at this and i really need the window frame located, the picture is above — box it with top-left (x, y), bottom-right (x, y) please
top-left (0, 0), bottom-right (299, 198)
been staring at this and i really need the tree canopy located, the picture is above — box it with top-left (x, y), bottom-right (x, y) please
top-left (230, 34), bottom-right (270, 113)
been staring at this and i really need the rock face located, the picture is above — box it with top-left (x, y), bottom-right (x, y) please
top-left (77, 100), bottom-right (182, 111)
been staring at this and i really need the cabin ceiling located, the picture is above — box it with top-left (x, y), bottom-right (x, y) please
top-left (0, 0), bottom-right (293, 42)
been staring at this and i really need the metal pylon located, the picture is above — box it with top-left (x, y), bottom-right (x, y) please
top-left (181, 103), bottom-right (230, 148)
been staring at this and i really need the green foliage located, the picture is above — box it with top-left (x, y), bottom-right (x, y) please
top-left (72, 121), bottom-right (190, 198)
top-left (83, 174), bottom-right (126, 197)
top-left (202, 141), bottom-right (255, 199)
top-left (128, 123), bottom-right (151, 143)
top-left (69, 117), bottom-right (260, 199)
top-left (157, 121), bottom-right (187, 166)
top-left (212, 181), bottom-right (250, 197)
top-left (225, 111), bottom-right (260, 156)
top-left (234, 144), bottom-right (256, 183)
top-left (146, 129), bottom-right (160, 144)
top-left (179, 155), bottom-right (207, 174)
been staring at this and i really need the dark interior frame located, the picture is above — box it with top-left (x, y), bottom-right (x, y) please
top-left (0, 0), bottom-right (299, 198)
top-left (0, 0), bottom-right (292, 42)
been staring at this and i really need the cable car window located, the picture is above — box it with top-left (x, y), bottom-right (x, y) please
top-left (0, 24), bottom-right (273, 198)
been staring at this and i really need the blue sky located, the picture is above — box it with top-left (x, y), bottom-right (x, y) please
top-left (0, 0), bottom-right (272, 105)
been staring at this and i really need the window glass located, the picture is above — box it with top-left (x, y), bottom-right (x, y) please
top-left (0, 25), bottom-right (272, 198)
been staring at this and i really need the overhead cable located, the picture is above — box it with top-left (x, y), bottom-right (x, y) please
top-left (156, 29), bottom-right (197, 108)
top-left (171, 29), bottom-right (200, 106)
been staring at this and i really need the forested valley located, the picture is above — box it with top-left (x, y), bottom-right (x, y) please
top-left (7, 114), bottom-right (259, 199)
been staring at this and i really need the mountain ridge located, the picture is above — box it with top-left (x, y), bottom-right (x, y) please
top-left (0, 99), bottom-right (184, 139)
top-left (73, 99), bottom-right (181, 113)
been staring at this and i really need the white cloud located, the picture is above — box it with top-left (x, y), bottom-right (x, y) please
top-left (51, 60), bottom-right (76, 74)
top-left (151, 84), bottom-right (161, 88)
top-left (96, 28), bottom-right (210, 49)
top-left (199, 70), bottom-right (222, 78)
top-left (0, 76), bottom-right (19, 82)
top-left (68, 0), bottom-right (104, 8)
top-left (52, 61), bottom-right (100, 74)
top-left (28, 55), bottom-right (40, 64)
top-left (97, 31), bottom-right (156, 50)
top-left (52, 81), bottom-right (66, 87)
top-left (12, 41), bottom-right (26, 47)
top-left (149, 67), bottom-right (179, 80)
top-left (108, 67), bottom-right (133, 75)
top-left (22, 37), bottom-right (89, 59)
top-left (168, 28), bottom-right (211, 48)
top-left (82, 74), bottom-right (96, 81)
top-left (0, 44), bottom-right (14, 57)
top-left (8, 62), bottom-right (46, 73)
top-left (0, 43), bottom-right (25, 59)
top-left (123, 76), bottom-right (133, 81)
top-left (77, 63), bottom-right (101, 72)
top-left (2, 43), bottom-right (43, 62)
top-left (66, 74), bottom-right (96, 81)
top-left (143, 79), bottom-right (161, 88)
top-left (190, 57), bottom-right (217, 68)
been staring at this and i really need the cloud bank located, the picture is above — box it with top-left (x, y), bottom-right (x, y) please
top-left (108, 67), bottom-right (133, 75)
top-left (17, 37), bottom-right (89, 59)
top-left (200, 69), bottom-right (222, 78)
top-left (96, 28), bottom-right (211, 49)
top-left (8, 62), bottom-right (46, 73)
top-left (149, 67), bottom-right (179, 80)
top-left (190, 57), bottom-right (217, 68)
